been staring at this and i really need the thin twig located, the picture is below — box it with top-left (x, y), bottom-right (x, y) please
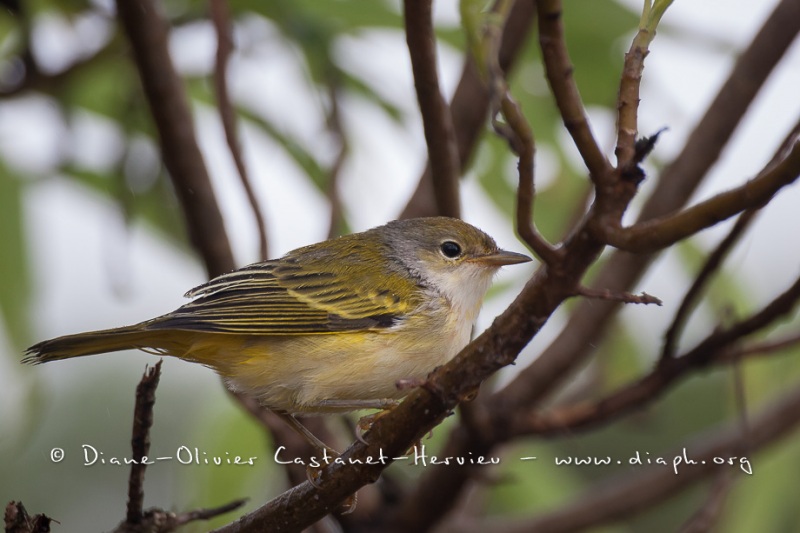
top-left (463, 1), bottom-right (560, 264)
top-left (114, 499), bottom-right (247, 532)
top-left (125, 361), bottom-right (162, 525)
top-left (325, 76), bottom-right (348, 239)
top-left (573, 286), bottom-right (662, 305)
top-left (403, 0), bottom-right (461, 218)
top-left (211, 0), bottom-right (268, 260)
top-left (615, 1), bottom-right (672, 168)
top-left (499, 93), bottom-right (562, 265)
top-left (661, 209), bottom-right (759, 359)
top-left (172, 499), bottom-right (249, 526)
top-left (717, 332), bottom-right (800, 364)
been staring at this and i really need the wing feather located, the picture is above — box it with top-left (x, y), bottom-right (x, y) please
top-left (145, 237), bottom-right (423, 335)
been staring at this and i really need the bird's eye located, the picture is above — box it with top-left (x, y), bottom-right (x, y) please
top-left (440, 241), bottom-right (462, 258)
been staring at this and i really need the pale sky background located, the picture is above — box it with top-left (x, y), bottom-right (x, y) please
top-left (1, 0), bottom-right (799, 522)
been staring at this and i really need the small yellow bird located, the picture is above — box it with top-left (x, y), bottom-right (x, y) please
top-left (25, 217), bottom-right (530, 449)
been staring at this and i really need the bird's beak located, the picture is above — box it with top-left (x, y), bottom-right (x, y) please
top-left (473, 249), bottom-right (532, 267)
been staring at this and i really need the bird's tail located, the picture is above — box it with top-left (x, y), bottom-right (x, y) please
top-left (23, 324), bottom-right (179, 365)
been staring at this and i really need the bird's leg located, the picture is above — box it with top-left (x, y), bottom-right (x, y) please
top-left (273, 410), bottom-right (339, 459)
top-left (273, 410), bottom-right (358, 513)
top-left (316, 398), bottom-right (401, 410)
top-left (314, 399), bottom-right (402, 444)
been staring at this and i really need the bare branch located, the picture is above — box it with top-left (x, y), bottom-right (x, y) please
top-left (717, 332), bottom-right (800, 364)
top-left (536, 0), bottom-right (612, 182)
top-left (615, 1), bottom-right (672, 167)
top-left (170, 499), bottom-right (249, 527)
top-left (403, 0), bottom-right (461, 218)
top-left (601, 140), bottom-right (800, 252)
top-left (115, 0), bottom-right (235, 277)
top-left (573, 286), bottom-right (662, 306)
top-left (325, 78), bottom-right (348, 239)
top-left (499, 88), bottom-right (561, 265)
top-left (400, 0), bottom-right (536, 219)
top-left (125, 361), bottom-right (162, 525)
top-left (662, 209), bottom-right (759, 359)
top-left (373, 4), bottom-right (800, 516)
top-left (637, 0), bottom-right (800, 222)
top-left (211, 0), bottom-right (269, 260)
top-left (508, 272), bottom-right (800, 438)
top-left (110, 367), bottom-right (250, 533)
top-left (460, 2), bottom-right (559, 264)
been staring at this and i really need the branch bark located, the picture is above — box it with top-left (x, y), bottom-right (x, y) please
top-left (115, 0), bottom-right (235, 278)
top-left (536, 0), bottom-right (612, 182)
top-left (125, 361), bottom-right (161, 526)
top-left (403, 0), bottom-right (461, 218)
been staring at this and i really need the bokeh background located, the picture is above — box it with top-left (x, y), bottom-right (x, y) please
top-left (2, 0), bottom-right (800, 531)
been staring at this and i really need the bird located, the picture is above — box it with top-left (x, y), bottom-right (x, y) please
top-left (24, 217), bottom-right (531, 453)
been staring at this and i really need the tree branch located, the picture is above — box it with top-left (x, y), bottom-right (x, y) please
top-left (324, 78), bottom-right (348, 239)
top-left (601, 139), bottom-right (800, 252)
top-left (573, 286), bottom-right (662, 306)
top-left (615, 1), bottom-right (672, 168)
top-left (390, 2), bottom-right (800, 528)
top-left (115, 0), bottom-right (235, 278)
top-left (110, 362), bottom-right (245, 533)
top-left (494, 75), bottom-right (561, 263)
top-left (400, 0), bottom-right (536, 218)
top-left (636, 0), bottom-right (800, 221)
top-left (536, 0), bottom-right (612, 182)
top-left (125, 361), bottom-right (162, 525)
top-left (403, 0), bottom-right (461, 218)
top-left (717, 332), bottom-right (800, 364)
top-left (662, 209), bottom-right (759, 359)
top-left (211, 0), bottom-right (269, 260)
top-left (508, 272), bottom-right (800, 438)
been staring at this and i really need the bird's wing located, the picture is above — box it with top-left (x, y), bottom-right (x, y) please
top-left (145, 243), bottom-right (422, 335)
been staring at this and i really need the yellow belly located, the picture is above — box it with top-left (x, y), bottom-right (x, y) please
top-left (179, 309), bottom-right (472, 414)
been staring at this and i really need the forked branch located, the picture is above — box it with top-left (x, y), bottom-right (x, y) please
top-left (601, 138), bottom-right (800, 253)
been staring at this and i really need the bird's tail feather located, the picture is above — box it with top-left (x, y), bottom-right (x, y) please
top-left (23, 325), bottom-right (178, 365)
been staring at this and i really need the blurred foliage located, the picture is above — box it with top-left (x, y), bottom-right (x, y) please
top-left (0, 162), bottom-right (30, 348)
top-left (1, 0), bottom-right (799, 531)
